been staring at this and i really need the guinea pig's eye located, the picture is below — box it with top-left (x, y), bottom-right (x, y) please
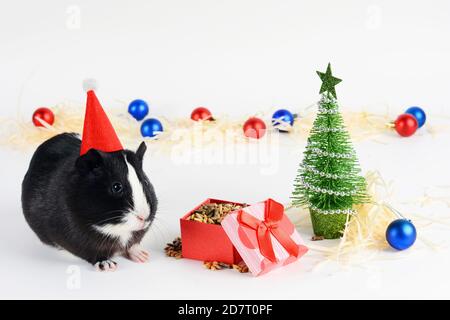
top-left (111, 182), bottom-right (123, 194)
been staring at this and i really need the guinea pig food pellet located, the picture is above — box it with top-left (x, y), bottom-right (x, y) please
top-left (187, 203), bottom-right (246, 225)
top-left (164, 237), bottom-right (249, 274)
top-left (203, 261), bottom-right (249, 273)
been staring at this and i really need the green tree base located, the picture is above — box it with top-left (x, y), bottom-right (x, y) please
top-left (310, 209), bottom-right (348, 239)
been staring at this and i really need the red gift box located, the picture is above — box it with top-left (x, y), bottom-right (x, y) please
top-left (180, 199), bottom-right (243, 264)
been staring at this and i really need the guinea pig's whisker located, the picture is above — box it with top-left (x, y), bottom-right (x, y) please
top-left (152, 217), bottom-right (170, 236)
top-left (94, 212), bottom-right (128, 226)
top-left (154, 220), bottom-right (168, 240)
top-left (147, 219), bottom-right (169, 245)
top-left (125, 199), bottom-right (135, 211)
top-left (153, 215), bottom-right (169, 225)
top-left (92, 218), bottom-right (120, 228)
top-left (145, 220), bottom-right (162, 244)
top-left (102, 209), bottom-right (129, 216)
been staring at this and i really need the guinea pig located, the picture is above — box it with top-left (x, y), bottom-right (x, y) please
top-left (22, 133), bottom-right (157, 271)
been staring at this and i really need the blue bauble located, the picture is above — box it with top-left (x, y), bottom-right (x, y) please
top-left (386, 219), bottom-right (417, 250)
top-left (405, 106), bottom-right (426, 128)
top-left (141, 118), bottom-right (163, 138)
top-left (128, 99), bottom-right (149, 121)
top-left (272, 109), bottom-right (295, 132)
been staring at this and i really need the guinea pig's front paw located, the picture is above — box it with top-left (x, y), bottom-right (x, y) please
top-left (94, 259), bottom-right (117, 272)
top-left (127, 244), bottom-right (150, 263)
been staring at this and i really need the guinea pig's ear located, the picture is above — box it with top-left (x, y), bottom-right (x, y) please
top-left (136, 142), bottom-right (147, 161)
top-left (75, 149), bottom-right (103, 174)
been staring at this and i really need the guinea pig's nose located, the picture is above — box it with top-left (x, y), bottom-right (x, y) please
top-left (136, 215), bottom-right (145, 222)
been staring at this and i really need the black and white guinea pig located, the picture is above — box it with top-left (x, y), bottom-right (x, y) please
top-left (21, 133), bottom-right (157, 271)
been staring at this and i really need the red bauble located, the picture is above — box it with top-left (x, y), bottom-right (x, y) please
top-left (191, 107), bottom-right (213, 121)
top-left (394, 114), bottom-right (418, 137)
top-left (243, 117), bottom-right (266, 139)
top-left (32, 107), bottom-right (55, 127)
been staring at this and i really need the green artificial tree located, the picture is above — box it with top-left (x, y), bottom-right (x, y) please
top-left (291, 63), bottom-right (369, 239)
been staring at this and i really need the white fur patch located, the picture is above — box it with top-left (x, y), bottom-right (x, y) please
top-left (93, 157), bottom-right (150, 247)
top-left (125, 159), bottom-right (151, 221)
top-left (94, 222), bottom-right (134, 247)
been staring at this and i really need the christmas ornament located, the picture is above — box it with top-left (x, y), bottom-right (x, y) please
top-left (405, 106), bottom-right (426, 128)
top-left (191, 107), bottom-right (213, 121)
top-left (128, 99), bottom-right (149, 121)
top-left (394, 114), bottom-right (418, 137)
top-left (32, 107), bottom-right (55, 127)
top-left (386, 219), bottom-right (417, 250)
top-left (243, 117), bottom-right (266, 139)
top-left (80, 79), bottom-right (123, 155)
top-left (272, 109), bottom-right (295, 132)
top-left (291, 63), bottom-right (369, 239)
top-left (141, 118), bottom-right (163, 138)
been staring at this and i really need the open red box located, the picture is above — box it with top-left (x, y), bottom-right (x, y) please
top-left (180, 198), bottom-right (243, 264)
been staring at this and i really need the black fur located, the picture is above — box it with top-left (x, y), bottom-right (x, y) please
top-left (21, 133), bottom-right (157, 266)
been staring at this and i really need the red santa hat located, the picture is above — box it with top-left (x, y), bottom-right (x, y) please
top-left (80, 79), bottom-right (123, 156)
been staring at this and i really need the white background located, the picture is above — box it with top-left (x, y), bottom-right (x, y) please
top-left (1, 0), bottom-right (450, 299)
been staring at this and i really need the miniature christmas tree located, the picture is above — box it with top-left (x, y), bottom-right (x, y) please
top-left (291, 63), bottom-right (369, 239)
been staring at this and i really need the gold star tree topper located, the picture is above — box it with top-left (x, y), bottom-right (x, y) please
top-left (317, 63), bottom-right (342, 99)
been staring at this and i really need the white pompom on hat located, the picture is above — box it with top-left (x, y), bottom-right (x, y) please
top-left (82, 78), bottom-right (98, 92)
